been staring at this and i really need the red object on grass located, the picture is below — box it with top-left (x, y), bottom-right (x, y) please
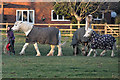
top-left (6, 43), bottom-right (10, 51)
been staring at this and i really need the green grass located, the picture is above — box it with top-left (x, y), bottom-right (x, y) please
top-left (1, 33), bottom-right (120, 78)
top-left (2, 56), bottom-right (119, 78)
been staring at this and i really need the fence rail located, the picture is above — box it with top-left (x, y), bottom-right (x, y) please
top-left (0, 23), bottom-right (120, 37)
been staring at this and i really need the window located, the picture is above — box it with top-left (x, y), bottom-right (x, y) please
top-left (16, 10), bottom-right (35, 24)
top-left (93, 12), bottom-right (104, 21)
top-left (51, 10), bottom-right (70, 21)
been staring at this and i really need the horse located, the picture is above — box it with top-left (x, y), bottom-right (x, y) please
top-left (12, 21), bottom-right (65, 56)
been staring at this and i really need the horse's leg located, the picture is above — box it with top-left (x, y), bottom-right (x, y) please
top-left (57, 44), bottom-right (62, 56)
top-left (82, 43), bottom-right (88, 56)
top-left (33, 43), bottom-right (41, 56)
top-left (111, 50), bottom-right (114, 57)
top-left (3, 40), bottom-right (8, 54)
top-left (19, 43), bottom-right (29, 55)
top-left (100, 50), bottom-right (106, 56)
top-left (111, 48), bottom-right (115, 57)
top-left (73, 45), bottom-right (77, 56)
top-left (86, 43), bottom-right (90, 56)
top-left (111, 42), bottom-right (116, 57)
top-left (81, 45), bottom-right (85, 55)
top-left (111, 45), bottom-right (115, 57)
top-left (87, 49), bottom-right (93, 57)
top-left (93, 49), bottom-right (97, 57)
top-left (47, 45), bottom-right (55, 56)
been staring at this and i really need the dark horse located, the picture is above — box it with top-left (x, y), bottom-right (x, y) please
top-left (71, 27), bottom-right (90, 56)
top-left (71, 15), bottom-right (92, 56)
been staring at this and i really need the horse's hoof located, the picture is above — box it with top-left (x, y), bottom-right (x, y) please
top-left (19, 51), bottom-right (25, 55)
top-left (93, 55), bottom-right (96, 57)
top-left (87, 55), bottom-right (90, 57)
top-left (111, 54), bottom-right (115, 57)
top-left (36, 54), bottom-right (41, 56)
top-left (100, 54), bottom-right (105, 57)
top-left (47, 53), bottom-right (53, 56)
top-left (19, 54), bottom-right (24, 55)
top-left (57, 54), bottom-right (62, 56)
top-left (111, 56), bottom-right (114, 58)
top-left (57, 55), bottom-right (61, 56)
top-left (111, 55), bottom-right (115, 58)
top-left (19, 53), bottom-right (24, 55)
top-left (74, 55), bottom-right (77, 56)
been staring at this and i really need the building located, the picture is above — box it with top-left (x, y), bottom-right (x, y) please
top-left (0, 2), bottom-right (117, 26)
top-left (93, 10), bottom-right (117, 24)
top-left (0, 2), bottom-right (71, 28)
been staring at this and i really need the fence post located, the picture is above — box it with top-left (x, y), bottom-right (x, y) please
top-left (91, 24), bottom-right (94, 29)
top-left (70, 23), bottom-right (72, 37)
top-left (6, 23), bottom-right (8, 36)
top-left (48, 24), bottom-right (50, 27)
top-left (108, 25), bottom-right (113, 36)
top-left (105, 23), bottom-right (107, 34)
top-left (78, 21), bottom-right (80, 29)
top-left (6, 23), bottom-right (8, 30)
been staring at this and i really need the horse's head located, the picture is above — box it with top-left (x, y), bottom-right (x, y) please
top-left (12, 21), bottom-right (23, 31)
top-left (84, 15), bottom-right (94, 37)
top-left (86, 15), bottom-right (93, 23)
top-left (84, 28), bottom-right (93, 37)
top-left (85, 15), bottom-right (93, 30)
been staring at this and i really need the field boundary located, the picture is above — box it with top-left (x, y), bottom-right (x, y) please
top-left (0, 23), bottom-right (120, 37)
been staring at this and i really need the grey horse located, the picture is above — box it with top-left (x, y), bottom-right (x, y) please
top-left (71, 27), bottom-right (90, 56)
top-left (71, 15), bottom-right (93, 56)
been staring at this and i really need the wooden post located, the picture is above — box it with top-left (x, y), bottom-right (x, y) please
top-left (1, 2), bottom-right (4, 24)
top-left (70, 23), bottom-right (72, 37)
top-left (77, 21), bottom-right (80, 29)
top-left (109, 25), bottom-right (113, 36)
top-left (109, 25), bottom-right (112, 36)
top-left (48, 24), bottom-right (50, 27)
top-left (105, 23), bottom-right (107, 34)
top-left (92, 25), bottom-right (94, 29)
top-left (6, 23), bottom-right (8, 36)
top-left (6, 23), bottom-right (8, 29)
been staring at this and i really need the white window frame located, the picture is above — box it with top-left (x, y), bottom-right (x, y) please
top-left (93, 12), bottom-right (104, 21)
top-left (16, 10), bottom-right (35, 24)
top-left (51, 10), bottom-right (70, 21)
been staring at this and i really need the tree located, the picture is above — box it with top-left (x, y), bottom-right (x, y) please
top-left (53, 1), bottom-right (105, 24)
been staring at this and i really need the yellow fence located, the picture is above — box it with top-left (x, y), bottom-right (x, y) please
top-left (0, 23), bottom-right (120, 37)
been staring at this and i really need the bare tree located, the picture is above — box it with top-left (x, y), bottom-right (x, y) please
top-left (53, 1), bottom-right (105, 24)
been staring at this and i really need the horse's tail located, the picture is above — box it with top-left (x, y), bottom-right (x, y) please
top-left (60, 41), bottom-right (66, 46)
top-left (59, 37), bottom-right (68, 46)
top-left (58, 31), bottom-right (68, 46)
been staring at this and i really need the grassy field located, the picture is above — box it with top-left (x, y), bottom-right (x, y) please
top-left (1, 34), bottom-right (120, 79)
